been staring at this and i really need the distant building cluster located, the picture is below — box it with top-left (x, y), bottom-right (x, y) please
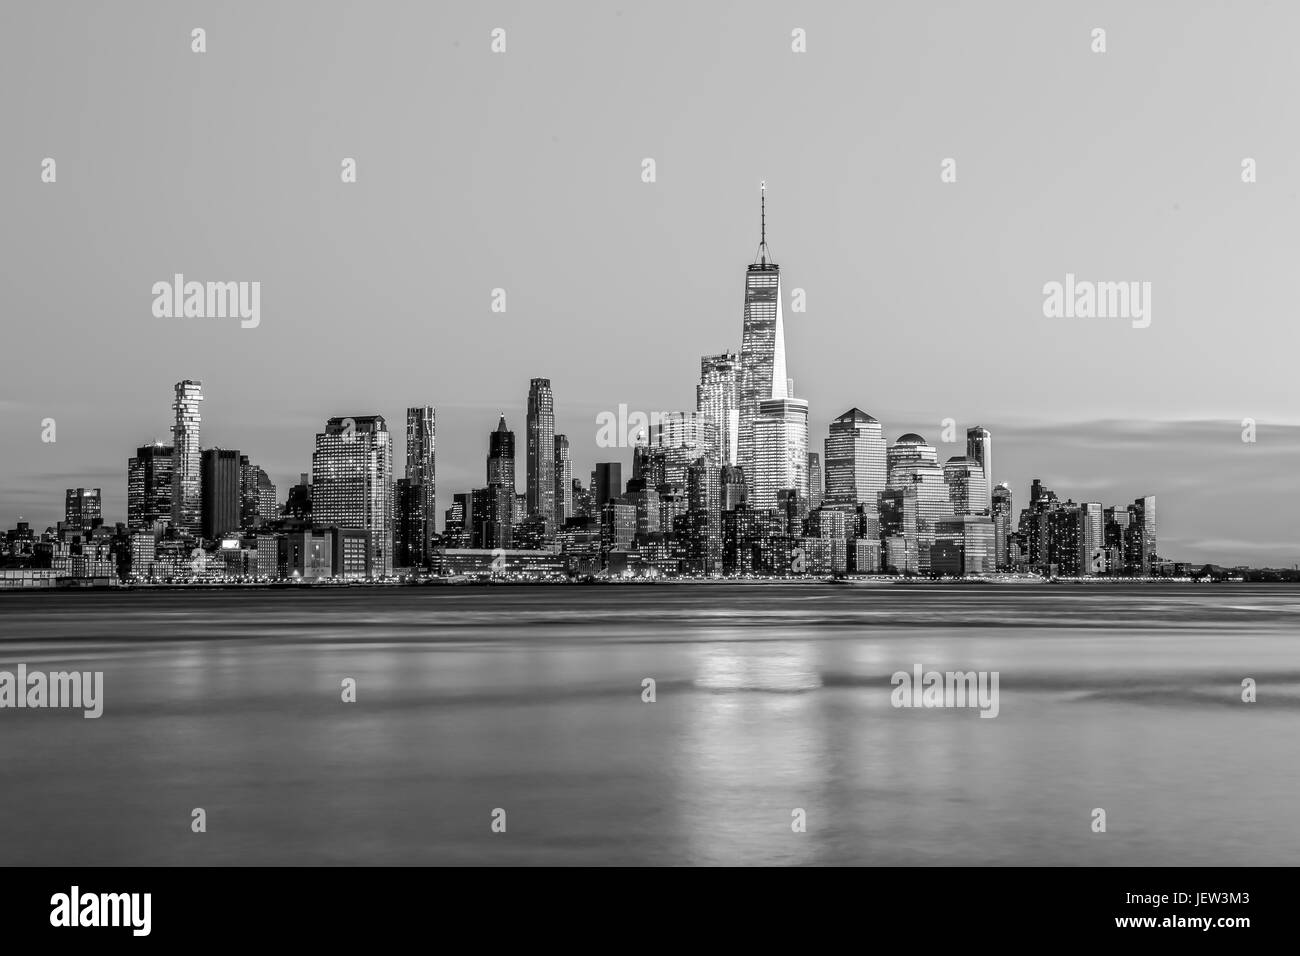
top-left (1, 190), bottom-right (1187, 586)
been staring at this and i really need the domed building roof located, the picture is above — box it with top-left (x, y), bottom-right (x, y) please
top-left (895, 432), bottom-right (927, 444)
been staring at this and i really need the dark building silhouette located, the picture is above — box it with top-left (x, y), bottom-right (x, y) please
top-left (200, 448), bottom-right (241, 540)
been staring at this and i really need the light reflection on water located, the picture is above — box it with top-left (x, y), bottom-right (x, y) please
top-left (1, 583), bottom-right (1299, 865)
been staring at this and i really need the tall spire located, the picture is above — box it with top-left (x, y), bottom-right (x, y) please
top-left (758, 180), bottom-right (768, 265)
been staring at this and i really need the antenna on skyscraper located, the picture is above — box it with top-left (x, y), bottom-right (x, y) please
top-left (757, 180), bottom-right (771, 266)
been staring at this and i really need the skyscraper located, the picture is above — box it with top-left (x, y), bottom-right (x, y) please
top-left (200, 448), bottom-right (241, 540)
top-left (991, 483), bottom-right (1013, 570)
top-left (966, 426), bottom-right (993, 513)
top-left (697, 351), bottom-right (740, 466)
top-left (823, 408), bottom-right (887, 510)
top-left (238, 454), bottom-right (275, 532)
top-left (64, 488), bottom-right (102, 534)
top-left (720, 463), bottom-right (747, 512)
top-left (554, 434), bottom-right (573, 525)
top-left (405, 406), bottom-right (436, 555)
top-left (650, 412), bottom-right (707, 486)
top-left (311, 416), bottom-right (394, 577)
top-left (943, 457), bottom-right (988, 516)
top-left (170, 379), bottom-right (203, 536)
top-left (806, 452), bottom-right (823, 510)
top-left (885, 433), bottom-right (953, 572)
top-left (487, 415), bottom-right (515, 490)
top-left (1126, 495), bottom-right (1158, 574)
top-left (394, 479), bottom-right (425, 569)
top-left (750, 396), bottom-right (808, 510)
top-left (127, 442), bottom-right (173, 532)
top-left (594, 462), bottom-right (622, 508)
top-left (736, 183), bottom-right (788, 495)
top-left (1081, 501), bottom-right (1105, 575)
top-left (526, 379), bottom-right (556, 528)
top-left (1104, 505), bottom-right (1130, 575)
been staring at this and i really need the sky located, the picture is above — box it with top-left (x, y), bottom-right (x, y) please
top-left (1, 1), bottom-right (1298, 566)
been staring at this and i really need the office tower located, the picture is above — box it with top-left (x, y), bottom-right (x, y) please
top-left (777, 487), bottom-right (808, 536)
top-left (750, 397), bottom-right (809, 510)
top-left (311, 416), bottom-right (394, 576)
top-left (1019, 479), bottom-right (1059, 573)
top-left (1081, 501), bottom-right (1105, 575)
top-left (394, 479), bottom-right (425, 568)
top-left (285, 473), bottom-right (311, 520)
top-left (1126, 495), bottom-right (1157, 574)
top-left (405, 406), bottom-right (436, 556)
top-left (991, 483), bottom-right (1013, 570)
top-left (600, 499), bottom-right (637, 557)
top-left (931, 515), bottom-right (996, 576)
top-left (200, 448), bottom-right (241, 540)
top-left (686, 455), bottom-right (722, 571)
top-left (823, 408), bottom-right (887, 509)
top-left (469, 489), bottom-right (492, 548)
top-left (1048, 501), bottom-right (1083, 576)
top-left (238, 455), bottom-right (275, 532)
top-left (720, 463), bottom-right (747, 512)
top-left (594, 462), bottom-right (623, 508)
top-left (625, 479), bottom-right (660, 541)
top-left (448, 493), bottom-right (470, 530)
top-left (697, 351), bottom-right (740, 466)
top-left (442, 491), bottom-right (471, 549)
top-left (943, 457), bottom-right (988, 516)
top-left (170, 379), bottom-right (203, 535)
top-left (1104, 506), bottom-right (1130, 574)
top-left (554, 435), bottom-right (573, 524)
top-left (64, 488), bottom-right (102, 534)
top-left (809, 507), bottom-right (848, 575)
top-left (807, 453), bottom-right (823, 510)
top-left (736, 184), bottom-right (788, 494)
top-left (487, 415), bottom-right (515, 490)
top-left (885, 433), bottom-right (954, 572)
top-left (526, 379), bottom-right (556, 527)
top-left (127, 442), bottom-right (173, 532)
top-left (634, 446), bottom-right (668, 488)
top-left (475, 484), bottom-right (514, 550)
top-left (572, 478), bottom-right (595, 520)
top-left (965, 426), bottom-right (993, 513)
top-left (650, 412), bottom-right (707, 485)
top-left (887, 433), bottom-right (940, 484)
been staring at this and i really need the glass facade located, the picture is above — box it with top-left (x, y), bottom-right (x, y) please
top-left (824, 408), bottom-right (887, 510)
top-left (553, 434), bottom-right (573, 524)
top-left (127, 442), bottom-right (173, 532)
top-left (170, 380), bottom-right (203, 536)
top-left (526, 380), bottom-right (556, 528)
top-left (965, 426), bottom-right (993, 513)
top-left (405, 406), bottom-right (436, 557)
top-left (943, 456), bottom-right (988, 516)
top-left (311, 415), bottom-right (394, 576)
top-left (750, 397), bottom-right (808, 511)
top-left (697, 351), bottom-right (740, 467)
top-left (991, 483), bottom-right (1013, 570)
top-left (736, 189), bottom-right (787, 498)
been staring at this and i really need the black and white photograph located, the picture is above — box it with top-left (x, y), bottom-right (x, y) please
top-left (0, 0), bottom-right (1291, 937)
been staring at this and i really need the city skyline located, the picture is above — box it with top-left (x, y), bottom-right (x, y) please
top-left (5, 5), bottom-right (1300, 566)
top-left (0, 185), bottom-right (1281, 569)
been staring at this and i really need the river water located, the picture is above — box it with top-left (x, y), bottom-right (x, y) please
top-left (1, 583), bottom-right (1296, 865)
